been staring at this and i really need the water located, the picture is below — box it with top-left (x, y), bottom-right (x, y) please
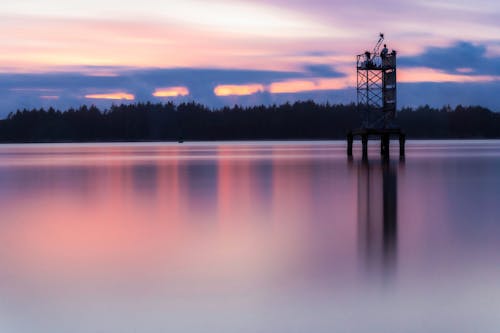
top-left (0, 141), bottom-right (499, 333)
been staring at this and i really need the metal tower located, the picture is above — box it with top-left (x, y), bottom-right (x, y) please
top-left (347, 33), bottom-right (405, 160)
top-left (356, 33), bottom-right (397, 129)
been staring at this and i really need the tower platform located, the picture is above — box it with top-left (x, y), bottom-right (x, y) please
top-left (347, 128), bottom-right (405, 160)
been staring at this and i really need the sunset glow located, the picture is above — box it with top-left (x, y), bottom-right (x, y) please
top-left (214, 84), bottom-right (265, 96)
top-left (1, 0), bottom-right (500, 331)
top-left (269, 79), bottom-right (349, 94)
top-left (153, 87), bottom-right (190, 97)
top-left (0, 0), bottom-right (499, 113)
top-left (398, 67), bottom-right (499, 83)
top-left (85, 93), bottom-right (135, 100)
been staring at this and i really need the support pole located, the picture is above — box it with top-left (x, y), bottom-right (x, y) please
top-left (399, 133), bottom-right (406, 158)
top-left (347, 132), bottom-right (353, 157)
top-left (381, 134), bottom-right (390, 159)
top-left (362, 134), bottom-right (368, 160)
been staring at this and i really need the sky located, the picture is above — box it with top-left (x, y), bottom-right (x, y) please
top-left (1, 0), bottom-right (500, 116)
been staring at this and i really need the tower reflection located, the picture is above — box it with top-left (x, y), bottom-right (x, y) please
top-left (356, 159), bottom-right (399, 278)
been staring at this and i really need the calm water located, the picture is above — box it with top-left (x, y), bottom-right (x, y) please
top-left (0, 141), bottom-right (499, 333)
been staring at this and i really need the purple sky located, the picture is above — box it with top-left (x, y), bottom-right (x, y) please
top-left (1, 0), bottom-right (500, 115)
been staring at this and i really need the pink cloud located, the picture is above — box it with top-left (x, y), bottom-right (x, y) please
top-left (85, 92), bottom-right (135, 100)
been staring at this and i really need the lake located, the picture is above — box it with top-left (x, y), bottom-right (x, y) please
top-left (0, 141), bottom-right (499, 333)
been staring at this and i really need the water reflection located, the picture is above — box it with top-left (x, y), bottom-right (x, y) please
top-left (1, 142), bottom-right (500, 333)
top-left (355, 159), bottom-right (400, 278)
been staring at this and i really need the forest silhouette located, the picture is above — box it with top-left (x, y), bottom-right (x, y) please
top-left (0, 101), bottom-right (498, 142)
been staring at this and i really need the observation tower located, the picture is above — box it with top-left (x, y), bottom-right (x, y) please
top-left (347, 34), bottom-right (405, 159)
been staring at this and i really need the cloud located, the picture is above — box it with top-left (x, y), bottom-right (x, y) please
top-left (399, 42), bottom-right (500, 75)
top-left (85, 93), bottom-right (135, 101)
top-left (153, 87), bottom-right (190, 98)
top-left (0, 66), bottom-right (347, 115)
top-left (298, 51), bottom-right (336, 58)
top-left (303, 64), bottom-right (344, 78)
top-left (2, 63), bottom-right (500, 116)
top-left (398, 81), bottom-right (500, 110)
top-left (214, 84), bottom-right (265, 96)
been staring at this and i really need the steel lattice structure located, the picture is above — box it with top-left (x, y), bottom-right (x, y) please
top-left (356, 38), bottom-right (397, 129)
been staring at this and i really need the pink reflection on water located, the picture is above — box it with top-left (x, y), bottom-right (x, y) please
top-left (0, 144), bottom-right (358, 300)
top-left (0, 142), bottom-right (499, 333)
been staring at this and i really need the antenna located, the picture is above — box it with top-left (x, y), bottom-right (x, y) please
top-left (373, 33), bottom-right (384, 55)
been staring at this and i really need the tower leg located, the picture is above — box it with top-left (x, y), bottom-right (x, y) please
top-left (381, 134), bottom-right (390, 159)
top-left (399, 133), bottom-right (406, 158)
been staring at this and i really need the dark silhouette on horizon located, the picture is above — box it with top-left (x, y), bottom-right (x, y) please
top-left (0, 101), bottom-right (498, 143)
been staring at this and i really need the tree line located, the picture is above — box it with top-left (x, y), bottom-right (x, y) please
top-left (0, 101), bottom-right (498, 142)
